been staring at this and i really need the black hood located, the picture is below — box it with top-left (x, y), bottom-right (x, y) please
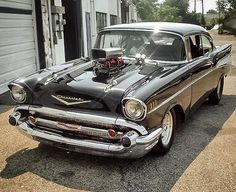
top-left (12, 58), bottom-right (175, 113)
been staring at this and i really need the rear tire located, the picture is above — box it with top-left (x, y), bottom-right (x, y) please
top-left (152, 108), bottom-right (176, 155)
top-left (208, 77), bottom-right (224, 105)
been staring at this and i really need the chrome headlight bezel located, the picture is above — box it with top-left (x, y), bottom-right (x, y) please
top-left (10, 84), bottom-right (27, 103)
top-left (122, 98), bottom-right (147, 121)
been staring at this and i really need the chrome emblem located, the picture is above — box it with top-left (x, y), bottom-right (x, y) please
top-left (52, 95), bottom-right (91, 106)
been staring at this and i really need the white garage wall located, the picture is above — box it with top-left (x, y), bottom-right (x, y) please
top-left (0, 0), bottom-right (39, 94)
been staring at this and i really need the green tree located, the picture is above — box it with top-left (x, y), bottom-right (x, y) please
top-left (207, 9), bottom-right (218, 14)
top-left (155, 4), bottom-right (182, 22)
top-left (216, 0), bottom-right (236, 34)
top-left (132, 0), bottom-right (158, 21)
top-left (164, 0), bottom-right (189, 19)
top-left (184, 12), bottom-right (201, 25)
top-left (132, 0), bottom-right (200, 24)
top-left (216, 0), bottom-right (228, 24)
top-left (227, 0), bottom-right (236, 9)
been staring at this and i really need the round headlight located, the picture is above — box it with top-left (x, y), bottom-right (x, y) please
top-left (10, 85), bottom-right (27, 103)
top-left (124, 99), bottom-right (146, 120)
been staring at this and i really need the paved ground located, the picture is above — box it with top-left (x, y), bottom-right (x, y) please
top-left (1, 77), bottom-right (235, 192)
top-left (0, 33), bottom-right (235, 192)
top-left (171, 76), bottom-right (236, 192)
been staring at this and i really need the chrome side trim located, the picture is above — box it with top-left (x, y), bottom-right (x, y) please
top-left (147, 69), bottom-right (213, 114)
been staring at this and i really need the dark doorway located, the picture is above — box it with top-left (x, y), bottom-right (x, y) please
top-left (85, 12), bottom-right (92, 57)
top-left (121, 0), bottom-right (129, 24)
top-left (62, 0), bottom-right (84, 61)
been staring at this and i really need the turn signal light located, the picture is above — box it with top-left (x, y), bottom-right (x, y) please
top-left (108, 129), bottom-right (117, 138)
top-left (28, 116), bottom-right (37, 125)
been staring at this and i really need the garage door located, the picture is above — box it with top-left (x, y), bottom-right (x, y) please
top-left (0, 0), bottom-right (38, 94)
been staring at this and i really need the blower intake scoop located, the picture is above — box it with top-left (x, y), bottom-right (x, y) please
top-left (92, 48), bottom-right (124, 77)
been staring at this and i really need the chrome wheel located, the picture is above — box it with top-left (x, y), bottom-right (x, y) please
top-left (209, 77), bottom-right (224, 105)
top-left (161, 111), bottom-right (173, 146)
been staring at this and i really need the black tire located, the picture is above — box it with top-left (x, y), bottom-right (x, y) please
top-left (152, 108), bottom-right (176, 155)
top-left (208, 77), bottom-right (224, 105)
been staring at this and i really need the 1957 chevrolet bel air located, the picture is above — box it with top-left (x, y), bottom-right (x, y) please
top-left (8, 22), bottom-right (232, 158)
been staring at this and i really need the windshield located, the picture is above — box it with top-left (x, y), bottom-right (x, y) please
top-left (94, 30), bottom-right (186, 62)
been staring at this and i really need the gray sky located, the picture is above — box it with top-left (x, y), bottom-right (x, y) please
top-left (189, 0), bottom-right (217, 13)
top-left (159, 0), bottom-right (217, 14)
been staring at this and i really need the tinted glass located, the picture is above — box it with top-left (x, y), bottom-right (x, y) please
top-left (201, 35), bottom-right (213, 54)
top-left (95, 31), bottom-right (186, 61)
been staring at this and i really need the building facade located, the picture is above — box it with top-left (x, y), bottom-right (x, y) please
top-left (0, 0), bottom-right (138, 94)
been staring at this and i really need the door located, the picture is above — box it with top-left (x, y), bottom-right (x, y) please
top-left (86, 12), bottom-right (92, 57)
top-left (62, 0), bottom-right (83, 61)
top-left (0, 0), bottom-right (38, 94)
top-left (188, 34), bottom-right (213, 109)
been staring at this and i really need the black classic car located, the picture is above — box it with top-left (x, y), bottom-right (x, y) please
top-left (8, 22), bottom-right (232, 158)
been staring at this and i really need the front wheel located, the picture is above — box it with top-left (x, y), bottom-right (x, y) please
top-left (208, 77), bottom-right (224, 105)
top-left (152, 108), bottom-right (176, 155)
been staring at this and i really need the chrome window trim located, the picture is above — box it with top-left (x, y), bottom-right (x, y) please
top-left (201, 34), bottom-right (214, 55)
top-left (184, 32), bottom-right (214, 62)
top-left (97, 29), bottom-right (188, 63)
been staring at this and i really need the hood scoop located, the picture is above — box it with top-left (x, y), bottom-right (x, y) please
top-left (92, 48), bottom-right (126, 78)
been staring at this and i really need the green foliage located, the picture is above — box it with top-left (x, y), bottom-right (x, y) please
top-left (209, 18), bottom-right (218, 27)
top-left (227, 0), bottom-right (236, 9)
top-left (164, 0), bottom-right (189, 16)
top-left (207, 9), bottom-right (218, 14)
top-left (184, 12), bottom-right (201, 25)
top-left (131, 0), bottom-right (158, 21)
top-left (216, 0), bottom-right (236, 33)
top-left (200, 15), bottom-right (206, 26)
top-left (132, 0), bottom-right (201, 24)
top-left (155, 4), bottom-right (182, 22)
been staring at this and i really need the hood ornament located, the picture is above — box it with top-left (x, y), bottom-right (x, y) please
top-left (52, 95), bottom-right (91, 106)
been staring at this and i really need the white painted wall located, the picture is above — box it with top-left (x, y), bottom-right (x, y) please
top-left (81, 0), bottom-right (124, 57)
top-left (81, 0), bottom-right (92, 57)
top-left (129, 4), bottom-right (138, 23)
top-left (41, 0), bottom-right (137, 66)
top-left (53, 0), bottom-right (65, 64)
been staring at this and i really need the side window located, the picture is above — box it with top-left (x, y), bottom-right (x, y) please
top-left (201, 35), bottom-right (213, 55)
top-left (110, 15), bottom-right (117, 25)
top-left (189, 35), bottom-right (203, 59)
top-left (96, 12), bottom-right (107, 33)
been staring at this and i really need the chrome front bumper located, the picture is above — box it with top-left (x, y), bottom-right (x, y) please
top-left (9, 105), bottom-right (163, 158)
